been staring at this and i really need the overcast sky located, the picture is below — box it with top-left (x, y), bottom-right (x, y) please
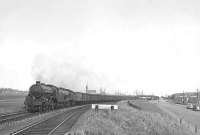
top-left (0, 0), bottom-right (200, 96)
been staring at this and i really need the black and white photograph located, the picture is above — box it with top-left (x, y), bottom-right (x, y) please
top-left (0, 0), bottom-right (200, 135)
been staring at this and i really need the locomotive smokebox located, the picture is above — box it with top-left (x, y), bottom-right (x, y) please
top-left (36, 81), bottom-right (41, 85)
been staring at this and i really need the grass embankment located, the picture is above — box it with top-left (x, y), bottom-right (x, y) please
top-left (68, 101), bottom-right (195, 135)
top-left (130, 100), bottom-right (164, 114)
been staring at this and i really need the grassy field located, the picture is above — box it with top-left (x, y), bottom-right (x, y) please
top-left (0, 96), bottom-right (26, 114)
top-left (68, 101), bottom-right (195, 135)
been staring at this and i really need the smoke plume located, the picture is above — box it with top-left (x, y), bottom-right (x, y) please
top-left (31, 54), bottom-right (108, 92)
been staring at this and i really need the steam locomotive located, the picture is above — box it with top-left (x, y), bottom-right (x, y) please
top-left (24, 81), bottom-right (133, 112)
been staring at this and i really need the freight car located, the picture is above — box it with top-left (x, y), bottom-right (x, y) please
top-left (24, 81), bottom-right (133, 112)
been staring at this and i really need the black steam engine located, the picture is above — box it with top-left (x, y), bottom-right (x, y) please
top-left (24, 81), bottom-right (133, 112)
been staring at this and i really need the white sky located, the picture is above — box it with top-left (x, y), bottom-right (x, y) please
top-left (0, 0), bottom-right (200, 96)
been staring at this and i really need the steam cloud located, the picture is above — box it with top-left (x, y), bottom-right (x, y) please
top-left (31, 54), bottom-right (108, 92)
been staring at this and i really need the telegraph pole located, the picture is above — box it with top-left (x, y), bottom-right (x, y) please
top-left (183, 90), bottom-right (185, 104)
top-left (86, 84), bottom-right (88, 93)
top-left (197, 89), bottom-right (199, 104)
top-left (136, 89), bottom-right (138, 96)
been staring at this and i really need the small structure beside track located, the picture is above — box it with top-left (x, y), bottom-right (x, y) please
top-left (91, 104), bottom-right (118, 111)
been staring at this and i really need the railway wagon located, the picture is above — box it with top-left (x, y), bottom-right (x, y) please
top-left (86, 94), bottom-right (102, 102)
top-left (73, 92), bottom-right (113, 104)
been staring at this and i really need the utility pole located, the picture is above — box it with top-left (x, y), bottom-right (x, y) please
top-left (197, 89), bottom-right (199, 104)
top-left (183, 90), bottom-right (185, 104)
top-left (86, 83), bottom-right (88, 93)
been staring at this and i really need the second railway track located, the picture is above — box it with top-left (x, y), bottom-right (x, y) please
top-left (11, 105), bottom-right (90, 135)
top-left (0, 111), bottom-right (34, 124)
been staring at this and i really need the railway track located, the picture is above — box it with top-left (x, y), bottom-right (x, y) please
top-left (0, 110), bottom-right (26, 117)
top-left (0, 109), bottom-right (65, 124)
top-left (11, 105), bottom-right (90, 135)
top-left (0, 111), bottom-right (34, 124)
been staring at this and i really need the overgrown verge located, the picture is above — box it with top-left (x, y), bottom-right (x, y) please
top-left (68, 101), bottom-right (195, 135)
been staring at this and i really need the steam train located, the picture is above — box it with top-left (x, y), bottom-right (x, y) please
top-left (24, 81), bottom-right (133, 112)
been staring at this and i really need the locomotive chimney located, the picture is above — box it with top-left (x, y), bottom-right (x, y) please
top-left (36, 81), bottom-right (40, 85)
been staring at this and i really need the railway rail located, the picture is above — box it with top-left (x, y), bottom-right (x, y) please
top-left (0, 111), bottom-right (34, 124)
top-left (0, 111), bottom-right (25, 118)
top-left (11, 105), bottom-right (89, 135)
